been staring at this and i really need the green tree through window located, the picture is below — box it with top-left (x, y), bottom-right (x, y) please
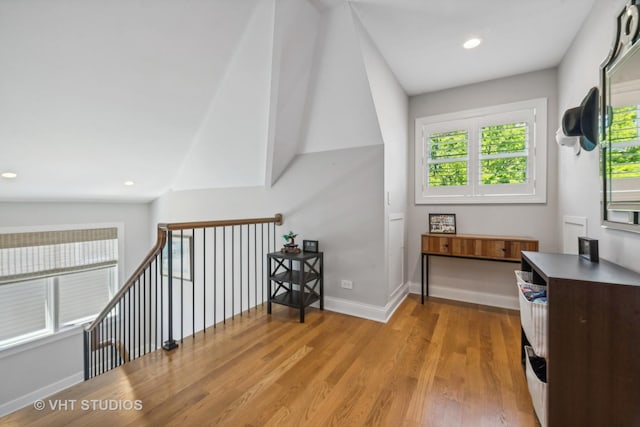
top-left (479, 122), bottom-right (528, 185)
top-left (416, 97), bottom-right (546, 204)
top-left (427, 123), bottom-right (528, 187)
top-left (609, 105), bottom-right (640, 179)
top-left (428, 130), bottom-right (468, 186)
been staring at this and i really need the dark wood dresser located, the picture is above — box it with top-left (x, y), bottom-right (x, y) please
top-left (520, 251), bottom-right (640, 426)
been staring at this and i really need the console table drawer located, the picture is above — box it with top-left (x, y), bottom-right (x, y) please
top-left (422, 235), bottom-right (450, 254)
top-left (419, 233), bottom-right (538, 304)
top-left (422, 234), bottom-right (538, 261)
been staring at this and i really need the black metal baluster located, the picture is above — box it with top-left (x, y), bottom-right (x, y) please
top-left (155, 256), bottom-right (159, 349)
top-left (266, 223), bottom-right (270, 304)
top-left (160, 246), bottom-right (165, 348)
top-left (254, 224), bottom-right (257, 309)
top-left (246, 224), bottom-right (250, 312)
top-left (240, 225), bottom-right (243, 316)
top-left (143, 270), bottom-right (146, 355)
top-left (147, 264), bottom-right (151, 353)
top-left (262, 224), bottom-right (265, 305)
top-left (223, 227), bottom-right (226, 324)
top-left (120, 297), bottom-right (124, 365)
top-left (213, 227), bottom-right (218, 326)
top-left (127, 288), bottom-right (136, 360)
top-left (145, 265), bottom-right (148, 355)
top-left (137, 278), bottom-right (141, 359)
top-left (203, 228), bottom-right (206, 333)
top-left (112, 309), bottom-right (116, 370)
top-left (109, 310), bottom-right (114, 371)
top-left (180, 229), bottom-right (184, 343)
top-left (83, 332), bottom-right (89, 380)
top-left (232, 226), bottom-right (235, 320)
top-left (192, 228), bottom-right (195, 338)
top-left (119, 298), bottom-right (123, 366)
top-left (100, 321), bottom-right (105, 375)
top-left (92, 330), bottom-right (96, 378)
top-left (163, 231), bottom-right (178, 350)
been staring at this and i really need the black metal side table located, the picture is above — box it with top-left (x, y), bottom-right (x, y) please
top-left (266, 251), bottom-right (323, 323)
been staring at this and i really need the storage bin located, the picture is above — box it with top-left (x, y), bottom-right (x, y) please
top-left (515, 270), bottom-right (548, 358)
top-left (525, 345), bottom-right (547, 427)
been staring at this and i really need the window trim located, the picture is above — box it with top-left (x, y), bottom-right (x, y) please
top-left (415, 98), bottom-right (548, 204)
top-left (0, 266), bottom-right (118, 350)
top-left (0, 222), bottom-right (124, 352)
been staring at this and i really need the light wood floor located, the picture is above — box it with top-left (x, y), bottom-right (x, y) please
top-left (2, 295), bottom-right (538, 426)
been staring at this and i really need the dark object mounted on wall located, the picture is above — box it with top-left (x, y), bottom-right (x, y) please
top-left (303, 240), bottom-right (319, 253)
top-left (578, 236), bottom-right (599, 262)
top-left (562, 86), bottom-right (599, 151)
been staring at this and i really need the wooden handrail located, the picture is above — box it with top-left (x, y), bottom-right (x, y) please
top-left (159, 213), bottom-right (282, 231)
top-left (84, 213), bottom-right (283, 333)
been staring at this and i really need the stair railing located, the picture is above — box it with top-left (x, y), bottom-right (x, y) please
top-left (83, 214), bottom-right (282, 380)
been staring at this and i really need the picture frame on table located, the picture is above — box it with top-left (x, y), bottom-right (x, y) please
top-left (303, 239), bottom-right (319, 253)
top-left (429, 213), bottom-right (457, 234)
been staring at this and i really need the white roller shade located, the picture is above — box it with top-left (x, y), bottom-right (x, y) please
top-left (58, 268), bottom-right (113, 325)
top-left (0, 279), bottom-right (48, 342)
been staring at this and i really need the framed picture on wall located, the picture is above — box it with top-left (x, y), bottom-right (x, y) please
top-left (162, 234), bottom-right (194, 281)
top-left (429, 213), bottom-right (457, 234)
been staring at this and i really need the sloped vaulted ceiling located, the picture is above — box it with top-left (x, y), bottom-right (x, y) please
top-left (0, 0), bottom-right (594, 201)
top-left (0, 0), bottom-right (258, 201)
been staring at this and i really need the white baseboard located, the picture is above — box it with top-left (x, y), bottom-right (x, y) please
top-left (408, 281), bottom-right (518, 310)
top-left (324, 282), bottom-right (409, 323)
top-left (0, 371), bottom-right (84, 417)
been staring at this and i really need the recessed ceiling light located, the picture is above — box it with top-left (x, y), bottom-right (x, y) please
top-left (1, 172), bottom-right (17, 179)
top-left (463, 38), bottom-right (482, 49)
top-left (124, 181), bottom-right (135, 186)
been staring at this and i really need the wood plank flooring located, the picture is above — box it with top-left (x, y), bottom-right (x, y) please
top-left (2, 295), bottom-right (538, 426)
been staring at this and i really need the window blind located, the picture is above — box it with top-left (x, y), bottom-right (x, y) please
top-left (0, 228), bottom-right (118, 284)
top-left (0, 279), bottom-right (48, 341)
top-left (58, 268), bottom-right (113, 325)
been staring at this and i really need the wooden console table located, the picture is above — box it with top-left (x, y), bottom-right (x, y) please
top-left (420, 233), bottom-right (538, 303)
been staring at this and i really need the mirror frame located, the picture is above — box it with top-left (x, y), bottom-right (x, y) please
top-left (601, 0), bottom-right (640, 233)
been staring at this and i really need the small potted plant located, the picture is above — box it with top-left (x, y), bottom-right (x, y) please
top-left (281, 231), bottom-right (301, 254)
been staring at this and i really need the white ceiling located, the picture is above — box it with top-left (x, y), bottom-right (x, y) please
top-left (350, 0), bottom-right (596, 95)
top-left (0, 0), bottom-right (596, 201)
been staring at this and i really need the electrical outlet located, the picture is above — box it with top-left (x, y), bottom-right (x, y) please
top-left (341, 279), bottom-right (353, 289)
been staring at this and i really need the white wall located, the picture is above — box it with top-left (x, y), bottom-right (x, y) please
top-left (152, 146), bottom-right (387, 309)
top-left (266, 0), bottom-right (320, 185)
top-left (407, 68), bottom-right (559, 309)
top-left (351, 7), bottom-right (409, 300)
top-left (0, 201), bottom-right (151, 415)
top-left (298, 3), bottom-right (383, 154)
top-left (557, 0), bottom-right (640, 270)
top-left (172, 1), bottom-right (273, 191)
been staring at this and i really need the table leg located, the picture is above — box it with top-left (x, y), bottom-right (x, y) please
top-left (425, 254), bottom-right (429, 297)
top-left (319, 254), bottom-right (324, 310)
top-left (421, 253), bottom-right (424, 304)
top-left (267, 257), bottom-right (272, 314)
top-left (299, 260), bottom-right (305, 323)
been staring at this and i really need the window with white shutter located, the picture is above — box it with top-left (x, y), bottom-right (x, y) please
top-left (415, 98), bottom-right (547, 204)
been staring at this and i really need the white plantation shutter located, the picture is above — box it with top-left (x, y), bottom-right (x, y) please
top-left (415, 98), bottom-right (547, 204)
